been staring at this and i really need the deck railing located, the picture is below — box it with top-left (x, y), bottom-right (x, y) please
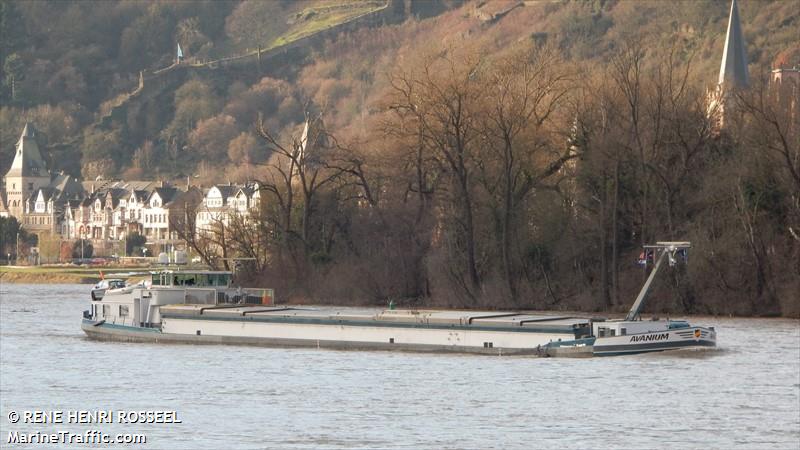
top-left (184, 288), bottom-right (217, 305)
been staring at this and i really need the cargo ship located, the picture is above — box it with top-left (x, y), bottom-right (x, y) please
top-left (81, 242), bottom-right (716, 356)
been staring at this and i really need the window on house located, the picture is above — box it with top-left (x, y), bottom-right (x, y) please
top-left (28, 182), bottom-right (33, 190)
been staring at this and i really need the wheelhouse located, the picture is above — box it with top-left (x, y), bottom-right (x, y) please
top-left (150, 270), bottom-right (232, 288)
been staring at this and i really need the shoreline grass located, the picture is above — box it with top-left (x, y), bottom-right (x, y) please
top-left (0, 265), bottom-right (154, 284)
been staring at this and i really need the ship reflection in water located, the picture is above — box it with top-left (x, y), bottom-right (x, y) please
top-left (1, 284), bottom-right (798, 449)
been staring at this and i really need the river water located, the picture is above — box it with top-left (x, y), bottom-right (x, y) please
top-left (0, 284), bottom-right (798, 449)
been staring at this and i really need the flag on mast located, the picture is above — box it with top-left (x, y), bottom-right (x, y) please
top-left (636, 250), bottom-right (655, 266)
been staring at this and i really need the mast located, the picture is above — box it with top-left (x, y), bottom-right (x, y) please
top-left (625, 242), bottom-right (691, 321)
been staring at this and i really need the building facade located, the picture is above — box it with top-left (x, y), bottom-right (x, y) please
top-left (1, 123), bottom-right (263, 258)
top-left (3, 123), bottom-right (51, 218)
top-left (195, 182), bottom-right (262, 235)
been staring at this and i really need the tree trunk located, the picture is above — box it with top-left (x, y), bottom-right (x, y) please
top-left (219, 224), bottom-right (230, 271)
top-left (459, 173), bottom-right (481, 293)
top-left (599, 177), bottom-right (610, 308)
top-left (501, 143), bottom-right (516, 302)
top-left (611, 159), bottom-right (620, 307)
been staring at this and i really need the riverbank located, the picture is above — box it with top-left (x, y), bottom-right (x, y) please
top-left (0, 266), bottom-right (152, 285)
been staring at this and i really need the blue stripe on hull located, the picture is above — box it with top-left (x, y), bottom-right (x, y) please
top-left (81, 319), bottom-right (160, 333)
top-left (593, 339), bottom-right (716, 356)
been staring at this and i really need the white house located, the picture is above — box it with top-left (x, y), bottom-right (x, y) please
top-left (142, 187), bottom-right (178, 242)
top-left (196, 183), bottom-right (262, 236)
top-left (196, 185), bottom-right (237, 234)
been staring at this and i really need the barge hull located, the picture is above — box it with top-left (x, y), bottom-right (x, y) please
top-left (81, 320), bottom-right (551, 356)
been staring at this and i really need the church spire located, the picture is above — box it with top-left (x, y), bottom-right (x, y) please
top-left (21, 122), bottom-right (35, 138)
top-left (3, 122), bottom-right (50, 218)
top-left (718, 0), bottom-right (749, 88)
top-left (7, 122), bottom-right (47, 178)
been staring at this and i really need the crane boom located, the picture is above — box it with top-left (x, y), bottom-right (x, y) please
top-left (625, 242), bottom-right (691, 321)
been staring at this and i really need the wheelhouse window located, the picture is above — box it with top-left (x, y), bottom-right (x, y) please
top-left (210, 274), bottom-right (230, 286)
top-left (119, 305), bottom-right (129, 317)
top-left (102, 304), bottom-right (111, 316)
top-left (172, 274), bottom-right (198, 286)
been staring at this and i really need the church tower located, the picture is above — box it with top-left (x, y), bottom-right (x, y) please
top-left (707, 0), bottom-right (750, 129)
top-left (3, 123), bottom-right (51, 218)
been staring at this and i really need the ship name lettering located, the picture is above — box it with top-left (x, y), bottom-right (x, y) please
top-left (629, 333), bottom-right (669, 343)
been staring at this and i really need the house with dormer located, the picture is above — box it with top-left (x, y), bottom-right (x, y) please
top-left (23, 187), bottom-right (60, 234)
top-left (64, 197), bottom-right (94, 240)
top-left (20, 171), bottom-right (84, 235)
top-left (196, 184), bottom-right (237, 234)
top-left (126, 189), bottom-right (149, 226)
top-left (142, 186), bottom-right (178, 242)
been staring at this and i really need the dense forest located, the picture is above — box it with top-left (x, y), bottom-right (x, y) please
top-left (0, 0), bottom-right (798, 316)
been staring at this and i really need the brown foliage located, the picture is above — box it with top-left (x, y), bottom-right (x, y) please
top-left (188, 114), bottom-right (239, 163)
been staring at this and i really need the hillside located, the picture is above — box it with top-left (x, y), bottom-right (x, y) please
top-left (1, 0), bottom-right (795, 182)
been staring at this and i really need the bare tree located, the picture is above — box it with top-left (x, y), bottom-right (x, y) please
top-left (169, 189), bottom-right (226, 269)
top-left (737, 74), bottom-right (800, 233)
top-left (256, 112), bottom-right (344, 288)
top-left (387, 50), bottom-right (484, 301)
top-left (566, 69), bottom-right (625, 308)
top-left (476, 45), bottom-right (575, 302)
top-left (171, 211), bottom-right (229, 271)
